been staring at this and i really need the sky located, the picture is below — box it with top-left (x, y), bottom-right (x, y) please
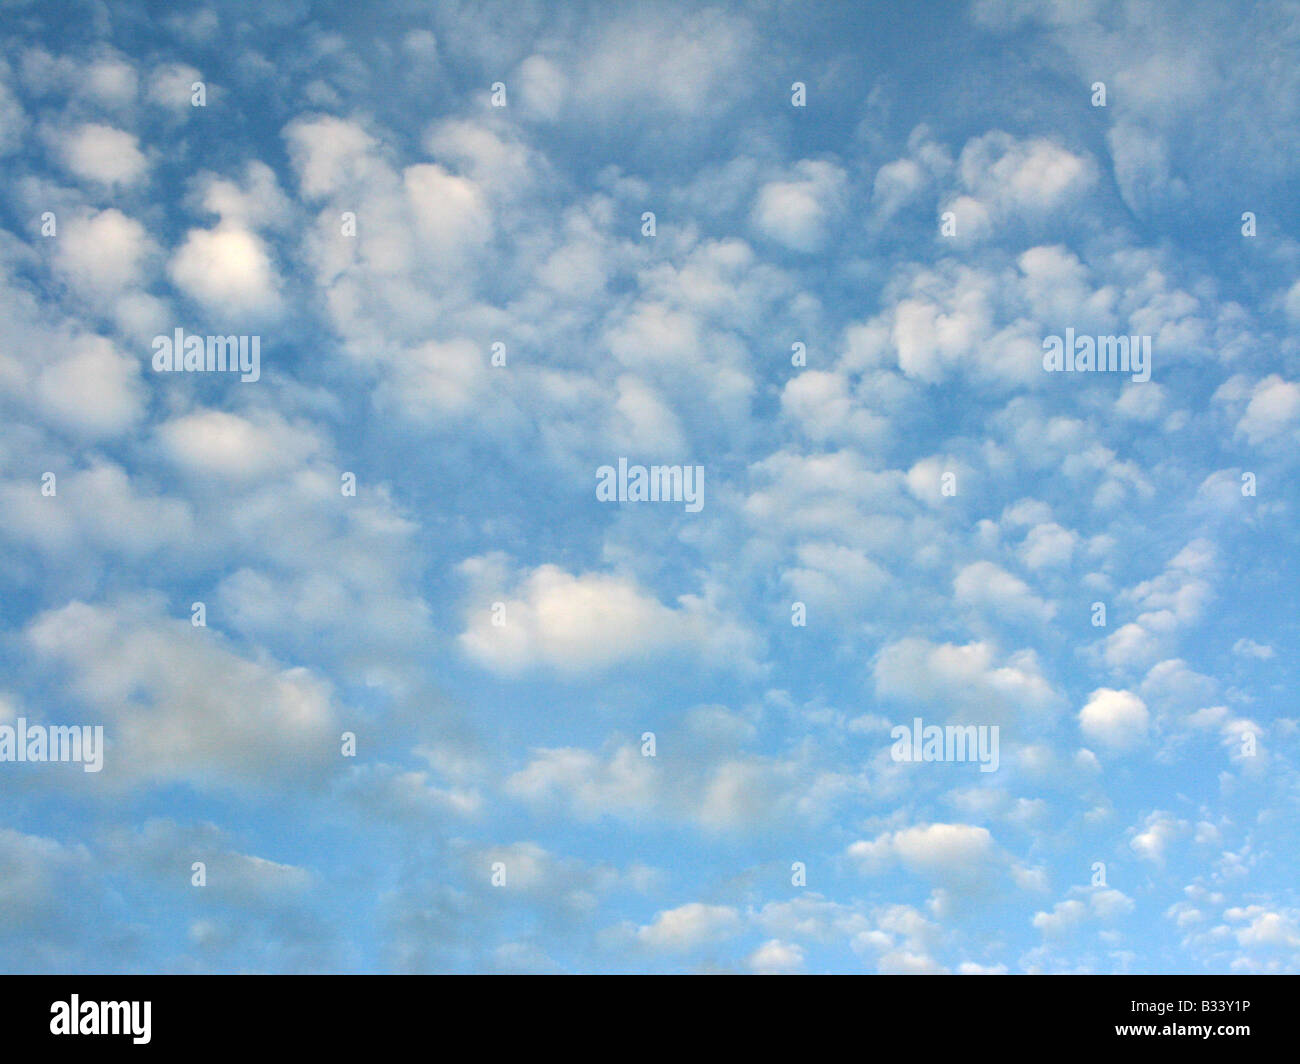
top-left (0, 0), bottom-right (1299, 974)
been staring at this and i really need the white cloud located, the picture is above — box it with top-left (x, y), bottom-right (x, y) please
top-left (954, 560), bottom-right (1056, 624)
top-left (0, 827), bottom-right (89, 925)
top-left (104, 819), bottom-right (312, 906)
top-left (457, 557), bottom-right (758, 675)
top-left (1102, 540), bottom-right (1216, 669)
top-left (780, 370), bottom-right (890, 447)
top-left (31, 334), bottom-right (143, 438)
top-left (156, 409), bottom-right (322, 482)
top-left (283, 114), bottom-right (381, 199)
top-left (0, 461), bottom-right (192, 564)
top-left (374, 338), bottom-right (489, 420)
top-left (506, 746), bottom-right (656, 819)
top-left (52, 122), bottom-right (147, 186)
top-left (1107, 120), bottom-right (1186, 215)
top-left (168, 225), bottom-right (282, 315)
top-left (192, 160), bottom-right (293, 231)
top-left (849, 823), bottom-right (997, 879)
top-left (634, 902), bottom-right (741, 951)
top-left (403, 163), bottom-right (491, 256)
top-left (573, 9), bottom-right (755, 118)
top-left (1129, 811), bottom-right (1188, 865)
top-left (53, 208), bottom-right (152, 297)
top-left (25, 595), bottom-right (340, 787)
top-left (1230, 908), bottom-right (1300, 949)
top-left (1078, 688), bottom-right (1149, 749)
top-left (748, 939), bottom-right (805, 973)
top-left (944, 131), bottom-right (1096, 237)
top-left (1232, 638), bottom-right (1274, 660)
top-left (146, 62), bottom-right (203, 110)
top-left (874, 637), bottom-right (1062, 724)
top-left (751, 160), bottom-right (847, 252)
top-left (1235, 375), bottom-right (1300, 446)
top-left (1018, 522), bottom-right (1077, 570)
top-left (872, 262), bottom-right (1046, 385)
top-left (514, 55), bottom-right (567, 121)
top-left (1032, 898), bottom-right (1086, 936)
top-left (1032, 886), bottom-right (1134, 939)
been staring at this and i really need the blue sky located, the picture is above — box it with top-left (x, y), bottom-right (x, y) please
top-left (1, 0), bottom-right (1299, 974)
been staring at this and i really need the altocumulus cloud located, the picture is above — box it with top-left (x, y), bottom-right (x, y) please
top-left (0, 0), bottom-right (1296, 976)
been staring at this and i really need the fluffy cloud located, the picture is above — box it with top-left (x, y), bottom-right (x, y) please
top-left (50, 122), bottom-right (148, 186)
top-left (1234, 375), bottom-right (1300, 446)
top-left (457, 557), bottom-right (758, 676)
top-left (1129, 811), bottom-right (1189, 865)
top-left (848, 823), bottom-right (998, 879)
top-left (156, 408), bottom-right (323, 482)
top-left (1078, 688), bottom-right (1149, 749)
top-left (53, 208), bottom-right (152, 297)
top-left (1033, 887), bottom-right (1134, 937)
top-left (748, 938), bottom-right (805, 973)
top-left (634, 903), bottom-right (742, 951)
top-left (751, 160), bottom-right (847, 252)
top-left (32, 335), bottom-right (143, 437)
top-left (954, 560), bottom-right (1056, 624)
top-left (0, 0), bottom-right (1294, 978)
top-left (25, 595), bottom-right (340, 787)
top-left (168, 225), bottom-right (282, 315)
top-left (944, 130), bottom-right (1096, 239)
top-left (874, 637), bottom-right (1063, 725)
